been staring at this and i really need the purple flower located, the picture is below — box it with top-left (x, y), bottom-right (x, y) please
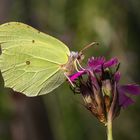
top-left (114, 71), bottom-right (140, 108)
top-left (70, 57), bottom-right (119, 81)
top-left (118, 84), bottom-right (140, 108)
top-left (69, 56), bottom-right (140, 123)
top-left (69, 71), bottom-right (85, 82)
top-left (87, 57), bottom-right (118, 72)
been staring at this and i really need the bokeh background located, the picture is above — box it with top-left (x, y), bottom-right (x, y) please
top-left (0, 0), bottom-right (140, 140)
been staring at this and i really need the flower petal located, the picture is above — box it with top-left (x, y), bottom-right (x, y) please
top-left (118, 86), bottom-right (134, 107)
top-left (114, 72), bottom-right (121, 83)
top-left (119, 92), bottom-right (134, 108)
top-left (119, 84), bottom-right (140, 95)
top-left (87, 57), bottom-right (119, 73)
top-left (69, 71), bottom-right (85, 81)
top-left (88, 56), bottom-right (105, 68)
top-left (104, 57), bottom-right (119, 68)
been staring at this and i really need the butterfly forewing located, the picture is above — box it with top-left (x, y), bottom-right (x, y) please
top-left (0, 22), bottom-right (70, 96)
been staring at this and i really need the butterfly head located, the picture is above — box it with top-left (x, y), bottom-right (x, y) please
top-left (61, 51), bottom-right (84, 76)
top-left (70, 42), bottom-right (99, 62)
top-left (70, 51), bottom-right (84, 62)
top-left (62, 42), bottom-right (99, 76)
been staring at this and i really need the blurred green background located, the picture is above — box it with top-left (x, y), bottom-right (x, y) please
top-left (0, 0), bottom-right (140, 140)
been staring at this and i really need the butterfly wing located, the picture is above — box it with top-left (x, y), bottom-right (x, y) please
top-left (0, 22), bottom-right (70, 96)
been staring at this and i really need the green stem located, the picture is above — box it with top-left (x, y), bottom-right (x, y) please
top-left (107, 120), bottom-right (113, 140)
top-left (106, 82), bottom-right (116, 140)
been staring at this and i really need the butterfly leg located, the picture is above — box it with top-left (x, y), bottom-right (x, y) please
top-left (64, 73), bottom-right (75, 87)
top-left (75, 59), bottom-right (85, 71)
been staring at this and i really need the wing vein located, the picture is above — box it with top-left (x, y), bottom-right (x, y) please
top-left (21, 67), bottom-right (61, 93)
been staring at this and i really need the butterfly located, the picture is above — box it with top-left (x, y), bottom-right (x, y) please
top-left (0, 22), bottom-right (97, 96)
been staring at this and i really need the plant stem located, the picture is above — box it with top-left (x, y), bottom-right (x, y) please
top-left (106, 82), bottom-right (116, 140)
top-left (106, 120), bottom-right (113, 140)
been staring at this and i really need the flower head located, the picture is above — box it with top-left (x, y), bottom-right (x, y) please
top-left (69, 56), bottom-right (140, 124)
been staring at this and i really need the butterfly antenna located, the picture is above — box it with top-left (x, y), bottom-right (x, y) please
top-left (80, 42), bottom-right (99, 54)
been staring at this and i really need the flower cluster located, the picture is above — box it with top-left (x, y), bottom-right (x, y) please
top-left (69, 57), bottom-right (140, 124)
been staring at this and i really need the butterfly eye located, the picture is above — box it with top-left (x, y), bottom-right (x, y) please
top-left (78, 52), bottom-right (85, 61)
